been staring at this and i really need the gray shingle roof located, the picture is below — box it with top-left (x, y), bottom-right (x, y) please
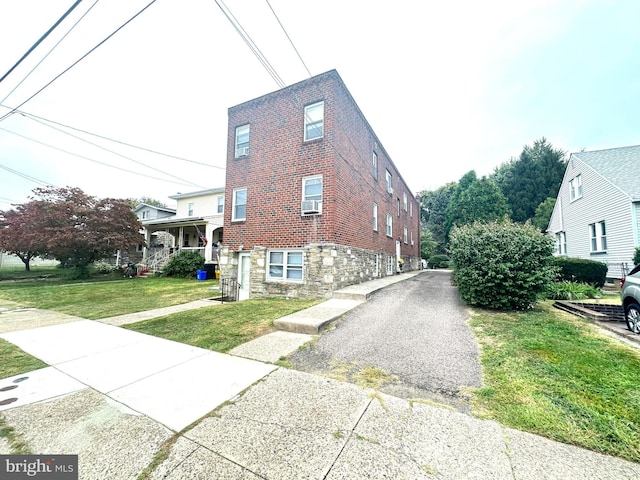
top-left (572, 145), bottom-right (640, 200)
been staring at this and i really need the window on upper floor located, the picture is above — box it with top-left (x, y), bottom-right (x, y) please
top-left (385, 169), bottom-right (393, 194)
top-left (141, 210), bottom-right (149, 220)
top-left (304, 101), bottom-right (324, 141)
top-left (397, 198), bottom-right (400, 217)
top-left (373, 203), bottom-right (378, 231)
top-left (403, 226), bottom-right (408, 244)
top-left (590, 221), bottom-right (607, 252)
top-left (217, 195), bottom-right (224, 214)
top-left (235, 124), bottom-right (250, 157)
top-left (372, 151), bottom-right (378, 180)
top-left (569, 174), bottom-right (583, 201)
top-left (232, 188), bottom-right (247, 221)
top-left (301, 175), bottom-right (322, 215)
top-left (267, 250), bottom-right (303, 282)
top-left (188, 202), bottom-right (194, 216)
top-left (403, 192), bottom-right (408, 212)
top-left (386, 213), bottom-right (393, 237)
top-left (410, 201), bottom-right (413, 218)
top-left (555, 231), bottom-right (567, 255)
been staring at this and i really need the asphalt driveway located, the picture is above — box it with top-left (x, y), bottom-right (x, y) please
top-left (289, 270), bottom-right (483, 412)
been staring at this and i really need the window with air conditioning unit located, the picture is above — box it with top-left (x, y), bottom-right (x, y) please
top-left (302, 175), bottom-right (322, 215)
top-left (385, 169), bottom-right (393, 195)
top-left (235, 124), bottom-right (250, 158)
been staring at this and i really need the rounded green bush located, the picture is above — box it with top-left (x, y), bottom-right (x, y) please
top-left (450, 220), bottom-right (556, 310)
top-left (163, 251), bottom-right (205, 278)
top-left (552, 257), bottom-right (608, 287)
top-left (428, 254), bottom-right (450, 269)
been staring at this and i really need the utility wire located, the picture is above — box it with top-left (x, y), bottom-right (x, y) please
top-left (1, 0), bottom-right (101, 105)
top-left (0, 126), bottom-right (205, 189)
top-left (11, 109), bottom-right (225, 169)
top-left (0, 162), bottom-right (52, 186)
top-left (0, 0), bottom-right (158, 123)
top-left (0, 0), bottom-right (84, 85)
top-left (266, 0), bottom-right (312, 77)
top-left (21, 113), bottom-right (206, 188)
top-left (214, 0), bottom-right (286, 88)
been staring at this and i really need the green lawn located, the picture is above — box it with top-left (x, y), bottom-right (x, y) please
top-left (125, 297), bottom-right (320, 352)
top-left (470, 302), bottom-right (640, 463)
top-left (0, 276), bottom-right (216, 319)
top-left (0, 339), bottom-right (47, 379)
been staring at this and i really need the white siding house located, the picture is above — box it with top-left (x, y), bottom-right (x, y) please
top-left (547, 145), bottom-right (640, 279)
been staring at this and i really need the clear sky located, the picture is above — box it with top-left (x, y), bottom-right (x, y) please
top-left (1, 0), bottom-right (638, 209)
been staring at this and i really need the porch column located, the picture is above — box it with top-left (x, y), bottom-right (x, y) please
top-left (205, 223), bottom-right (214, 262)
top-left (178, 227), bottom-right (184, 249)
top-left (143, 228), bottom-right (152, 262)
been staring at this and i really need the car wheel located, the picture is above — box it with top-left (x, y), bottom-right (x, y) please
top-left (625, 303), bottom-right (640, 334)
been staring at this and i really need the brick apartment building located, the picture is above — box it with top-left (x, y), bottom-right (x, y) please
top-left (219, 69), bottom-right (420, 299)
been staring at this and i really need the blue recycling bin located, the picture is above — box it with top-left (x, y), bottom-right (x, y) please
top-left (196, 270), bottom-right (207, 281)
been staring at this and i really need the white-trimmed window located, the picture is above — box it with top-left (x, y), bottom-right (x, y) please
top-left (301, 175), bottom-right (322, 214)
top-left (141, 210), bottom-right (149, 219)
top-left (410, 201), bottom-right (413, 218)
top-left (569, 174), bottom-right (583, 201)
top-left (373, 203), bottom-right (378, 231)
top-left (590, 221), bottom-right (607, 252)
top-left (268, 250), bottom-right (303, 281)
top-left (232, 188), bottom-right (247, 221)
top-left (403, 192), bottom-right (408, 211)
top-left (386, 255), bottom-right (394, 275)
top-left (410, 230), bottom-right (414, 245)
top-left (217, 195), bottom-right (224, 214)
top-left (188, 202), bottom-right (194, 216)
top-left (397, 198), bottom-right (400, 217)
top-left (555, 232), bottom-right (567, 255)
top-left (403, 226), bottom-right (408, 244)
top-left (386, 213), bottom-right (392, 237)
top-left (372, 152), bottom-right (378, 179)
top-left (304, 101), bottom-right (324, 141)
top-left (385, 170), bottom-right (393, 194)
top-left (235, 124), bottom-right (250, 157)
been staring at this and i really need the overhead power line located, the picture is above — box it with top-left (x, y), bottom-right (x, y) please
top-left (0, 0), bottom-right (158, 123)
top-left (0, 161), bottom-right (52, 186)
top-left (266, 0), bottom-right (312, 78)
top-left (214, 0), bottom-right (286, 88)
top-left (0, 0), bottom-right (84, 85)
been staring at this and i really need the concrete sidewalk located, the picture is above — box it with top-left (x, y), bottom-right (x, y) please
top-left (1, 271), bottom-right (640, 478)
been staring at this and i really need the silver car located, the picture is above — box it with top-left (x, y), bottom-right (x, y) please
top-left (621, 265), bottom-right (640, 333)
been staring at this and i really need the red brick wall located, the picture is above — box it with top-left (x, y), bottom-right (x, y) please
top-left (223, 70), bottom-right (420, 260)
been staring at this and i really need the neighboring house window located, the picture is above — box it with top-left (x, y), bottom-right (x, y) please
top-left (372, 151), bottom-right (378, 180)
top-left (217, 195), bottom-right (224, 214)
top-left (385, 170), bottom-right (392, 193)
top-left (386, 213), bottom-right (393, 237)
top-left (569, 174), bottom-right (583, 201)
top-left (304, 101), bottom-right (324, 141)
top-left (397, 198), bottom-right (400, 217)
top-left (555, 232), bottom-right (567, 255)
top-left (141, 210), bottom-right (149, 219)
top-left (386, 255), bottom-right (394, 275)
top-left (183, 234), bottom-right (190, 247)
top-left (373, 203), bottom-right (378, 231)
top-left (403, 226), bottom-right (408, 244)
top-left (302, 175), bottom-right (322, 214)
top-left (590, 221), bottom-right (607, 252)
top-left (268, 250), bottom-right (303, 281)
top-left (235, 124), bottom-right (250, 157)
top-left (232, 188), bottom-right (247, 221)
top-left (188, 203), bottom-right (194, 216)
top-left (410, 201), bottom-right (413, 217)
top-left (403, 192), bottom-right (408, 212)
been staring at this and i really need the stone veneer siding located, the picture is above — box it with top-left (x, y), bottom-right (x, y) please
top-left (219, 244), bottom-right (419, 299)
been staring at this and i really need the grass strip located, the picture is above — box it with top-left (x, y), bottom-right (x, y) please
top-left (471, 302), bottom-right (640, 462)
top-left (124, 297), bottom-right (321, 353)
top-left (0, 338), bottom-right (47, 379)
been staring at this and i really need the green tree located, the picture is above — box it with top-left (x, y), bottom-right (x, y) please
top-left (420, 229), bottom-right (437, 261)
top-left (130, 197), bottom-right (167, 208)
top-left (531, 197), bottom-right (556, 231)
top-left (492, 138), bottom-right (566, 223)
top-left (445, 171), bottom-right (510, 239)
top-left (420, 183), bottom-right (455, 254)
top-left (0, 202), bottom-right (45, 271)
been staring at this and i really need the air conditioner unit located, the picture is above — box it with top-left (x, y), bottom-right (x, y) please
top-left (301, 200), bottom-right (321, 214)
top-left (387, 186), bottom-right (393, 195)
top-left (237, 147), bottom-right (249, 157)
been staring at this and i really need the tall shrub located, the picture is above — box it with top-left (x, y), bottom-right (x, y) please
top-left (552, 257), bottom-right (608, 287)
top-left (163, 251), bottom-right (204, 278)
top-left (450, 220), bottom-right (556, 310)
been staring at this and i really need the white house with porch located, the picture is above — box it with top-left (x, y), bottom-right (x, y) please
top-left (139, 188), bottom-right (225, 275)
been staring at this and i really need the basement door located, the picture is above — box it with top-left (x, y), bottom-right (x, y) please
top-left (238, 252), bottom-right (251, 301)
top-left (396, 240), bottom-right (401, 273)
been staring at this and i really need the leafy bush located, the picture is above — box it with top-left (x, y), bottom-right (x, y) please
top-left (552, 257), bottom-right (608, 287)
top-left (427, 254), bottom-right (450, 269)
top-left (163, 251), bottom-right (204, 278)
top-left (633, 247), bottom-right (640, 266)
top-left (450, 220), bottom-right (556, 310)
top-left (92, 261), bottom-right (117, 274)
top-left (545, 281), bottom-right (602, 300)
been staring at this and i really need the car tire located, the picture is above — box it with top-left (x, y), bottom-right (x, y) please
top-left (625, 303), bottom-right (640, 334)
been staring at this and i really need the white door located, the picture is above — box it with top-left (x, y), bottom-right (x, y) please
top-left (238, 253), bottom-right (250, 301)
top-left (374, 254), bottom-right (379, 277)
top-left (395, 241), bottom-right (401, 273)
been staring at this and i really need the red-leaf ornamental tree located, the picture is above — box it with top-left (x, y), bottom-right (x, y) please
top-left (0, 187), bottom-right (144, 275)
top-left (0, 202), bottom-right (45, 271)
